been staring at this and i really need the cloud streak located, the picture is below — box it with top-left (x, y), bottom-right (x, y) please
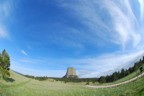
top-left (21, 50), bottom-right (28, 56)
top-left (79, 50), bottom-right (144, 77)
top-left (9, 0), bottom-right (144, 78)
top-left (0, 26), bottom-right (8, 38)
top-left (11, 50), bottom-right (144, 77)
top-left (138, 0), bottom-right (144, 20)
top-left (103, 0), bottom-right (141, 49)
top-left (59, 0), bottom-right (143, 50)
top-left (0, 0), bottom-right (14, 39)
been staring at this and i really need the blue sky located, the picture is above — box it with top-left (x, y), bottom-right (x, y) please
top-left (0, 0), bottom-right (144, 77)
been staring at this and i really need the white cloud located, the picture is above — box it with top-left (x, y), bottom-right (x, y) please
top-left (79, 50), bottom-right (144, 77)
top-left (12, 66), bottom-right (66, 77)
top-left (20, 59), bottom-right (36, 64)
top-left (58, 0), bottom-right (143, 50)
top-left (0, 0), bottom-right (14, 39)
top-left (0, 0), bottom-right (12, 18)
top-left (11, 58), bottom-right (66, 77)
top-left (61, 1), bottom-right (111, 44)
top-left (9, 0), bottom-right (144, 78)
top-left (0, 26), bottom-right (8, 38)
top-left (11, 49), bottom-right (144, 78)
top-left (138, 0), bottom-right (144, 20)
top-left (103, 0), bottom-right (141, 49)
top-left (21, 50), bottom-right (28, 56)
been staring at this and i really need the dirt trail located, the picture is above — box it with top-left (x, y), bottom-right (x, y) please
top-left (86, 72), bottom-right (144, 88)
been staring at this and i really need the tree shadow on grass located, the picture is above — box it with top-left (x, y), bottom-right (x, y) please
top-left (4, 77), bottom-right (15, 82)
top-left (138, 88), bottom-right (144, 96)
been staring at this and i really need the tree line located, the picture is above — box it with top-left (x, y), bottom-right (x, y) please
top-left (0, 49), bottom-right (10, 79)
top-left (98, 56), bottom-right (144, 83)
top-left (24, 75), bottom-right (98, 83)
top-left (0, 49), bottom-right (143, 84)
top-left (24, 56), bottom-right (144, 83)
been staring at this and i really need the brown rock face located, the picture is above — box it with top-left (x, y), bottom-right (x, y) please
top-left (63, 67), bottom-right (78, 78)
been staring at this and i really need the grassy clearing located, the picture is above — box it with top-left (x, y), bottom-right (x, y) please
top-left (0, 71), bottom-right (144, 96)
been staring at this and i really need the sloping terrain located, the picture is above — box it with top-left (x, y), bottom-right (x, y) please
top-left (0, 71), bottom-right (144, 96)
top-left (87, 72), bottom-right (144, 88)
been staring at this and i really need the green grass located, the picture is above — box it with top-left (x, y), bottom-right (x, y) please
top-left (94, 70), bottom-right (141, 86)
top-left (0, 71), bottom-right (144, 96)
top-left (113, 70), bottom-right (140, 83)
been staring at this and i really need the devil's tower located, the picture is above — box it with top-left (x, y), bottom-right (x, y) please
top-left (63, 67), bottom-right (78, 78)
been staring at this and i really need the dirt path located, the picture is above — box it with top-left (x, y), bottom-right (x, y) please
top-left (86, 72), bottom-right (144, 88)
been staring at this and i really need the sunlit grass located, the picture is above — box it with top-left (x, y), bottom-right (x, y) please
top-left (94, 70), bottom-right (141, 86)
top-left (0, 71), bottom-right (144, 96)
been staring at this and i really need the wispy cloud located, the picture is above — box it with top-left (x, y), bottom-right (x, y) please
top-left (0, 0), bottom-right (14, 39)
top-left (21, 50), bottom-right (28, 56)
top-left (103, 0), bottom-right (141, 49)
top-left (0, 0), bottom-right (13, 18)
top-left (11, 50), bottom-right (144, 77)
top-left (0, 26), bottom-right (8, 38)
top-left (79, 50), bottom-right (144, 77)
top-left (58, 0), bottom-right (143, 50)
top-left (11, 58), bottom-right (66, 77)
top-left (59, 1), bottom-right (112, 47)
top-left (138, 0), bottom-right (144, 20)
top-left (9, 0), bottom-right (144, 78)
top-left (20, 59), bottom-right (36, 64)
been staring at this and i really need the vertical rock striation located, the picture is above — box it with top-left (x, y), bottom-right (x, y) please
top-left (63, 67), bottom-right (78, 78)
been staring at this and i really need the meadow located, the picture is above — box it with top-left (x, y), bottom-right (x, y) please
top-left (0, 71), bottom-right (144, 96)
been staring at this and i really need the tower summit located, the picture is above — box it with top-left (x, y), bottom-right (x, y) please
top-left (63, 67), bottom-right (78, 78)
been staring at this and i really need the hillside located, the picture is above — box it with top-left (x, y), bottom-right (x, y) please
top-left (87, 72), bottom-right (144, 88)
top-left (0, 71), bottom-right (144, 96)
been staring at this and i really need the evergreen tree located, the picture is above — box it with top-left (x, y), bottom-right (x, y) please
top-left (120, 69), bottom-right (125, 78)
top-left (125, 69), bottom-right (130, 76)
top-left (128, 67), bottom-right (134, 73)
top-left (98, 76), bottom-right (106, 83)
top-left (112, 72), bottom-right (119, 81)
top-left (139, 65), bottom-right (144, 73)
top-left (0, 49), bottom-right (10, 79)
top-left (134, 63), bottom-right (138, 71)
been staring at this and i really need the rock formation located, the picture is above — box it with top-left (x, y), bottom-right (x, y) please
top-left (63, 67), bottom-right (78, 78)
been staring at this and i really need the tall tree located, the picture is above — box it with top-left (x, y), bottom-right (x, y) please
top-left (120, 69), bottom-right (125, 78)
top-left (0, 49), bottom-right (10, 79)
top-left (98, 76), bottom-right (106, 83)
top-left (112, 72), bottom-right (119, 81)
top-left (134, 63), bottom-right (138, 71)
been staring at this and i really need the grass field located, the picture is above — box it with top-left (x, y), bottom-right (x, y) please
top-left (93, 70), bottom-right (141, 86)
top-left (0, 71), bottom-right (144, 96)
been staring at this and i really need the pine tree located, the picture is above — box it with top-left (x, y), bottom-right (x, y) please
top-left (98, 76), bottom-right (106, 83)
top-left (0, 49), bottom-right (10, 79)
top-left (134, 63), bottom-right (138, 71)
top-left (120, 69), bottom-right (125, 78)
